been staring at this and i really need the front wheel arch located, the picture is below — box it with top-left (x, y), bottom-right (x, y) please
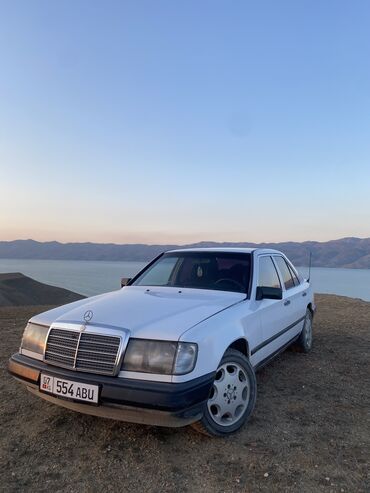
top-left (228, 338), bottom-right (249, 359)
top-left (191, 348), bottom-right (257, 436)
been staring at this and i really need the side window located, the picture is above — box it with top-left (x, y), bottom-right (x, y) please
top-left (287, 262), bottom-right (300, 286)
top-left (258, 256), bottom-right (281, 288)
top-left (274, 256), bottom-right (295, 290)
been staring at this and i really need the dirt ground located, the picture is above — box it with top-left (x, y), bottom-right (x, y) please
top-left (0, 294), bottom-right (369, 492)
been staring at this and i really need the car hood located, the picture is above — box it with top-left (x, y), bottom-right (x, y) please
top-left (30, 286), bottom-right (245, 340)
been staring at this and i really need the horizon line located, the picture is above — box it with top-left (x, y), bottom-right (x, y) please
top-left (1, 235), bottom-right (369, 247)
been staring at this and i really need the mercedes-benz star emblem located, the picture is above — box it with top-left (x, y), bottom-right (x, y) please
top-left (83, 310), bottom-right (93, 323)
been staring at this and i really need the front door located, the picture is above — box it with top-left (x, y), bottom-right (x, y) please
top-left (251, 255), bottom-right (288, 366)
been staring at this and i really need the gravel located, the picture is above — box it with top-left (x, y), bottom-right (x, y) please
top-left (1, 294), bottom-right (369, 492)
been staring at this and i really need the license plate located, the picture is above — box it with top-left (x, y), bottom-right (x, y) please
top-left (40, 374), bottom-right (99, 404)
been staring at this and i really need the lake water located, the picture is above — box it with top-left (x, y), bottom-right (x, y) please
top-left (0, 258), bottom-right (369, 301)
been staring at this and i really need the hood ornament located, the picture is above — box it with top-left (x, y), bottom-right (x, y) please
top-left (83, 310), bottom-right (93, 323)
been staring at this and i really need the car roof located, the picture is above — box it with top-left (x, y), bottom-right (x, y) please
top-left (167, 247), bottom-right (283, 255)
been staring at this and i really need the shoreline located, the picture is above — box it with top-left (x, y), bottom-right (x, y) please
top-left (0, 256), bottom-right (369, 271)
top-left (0, 260), bottom-right (369, 302)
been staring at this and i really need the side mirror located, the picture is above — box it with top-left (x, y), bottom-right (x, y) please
top-left (256, 286), bottom-right (282, 301)
top-left (121, 277), bottom-right (132, 288)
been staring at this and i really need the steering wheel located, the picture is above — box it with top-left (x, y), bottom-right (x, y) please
top-left (214, 278), bottom-right (245, 292)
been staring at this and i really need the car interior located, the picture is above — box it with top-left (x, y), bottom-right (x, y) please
top-left (171, 255), bottom-right (251, 293)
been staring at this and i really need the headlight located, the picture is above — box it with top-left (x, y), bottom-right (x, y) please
top-left (122, 339), bottom-right (198, 375)
top-left (174, 342), bottom-right (198, 375)
top-left (20, 322), bottom-right (49, 355)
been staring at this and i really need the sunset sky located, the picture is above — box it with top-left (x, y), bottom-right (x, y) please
top-left (1, 1), bottom-right (369, 244)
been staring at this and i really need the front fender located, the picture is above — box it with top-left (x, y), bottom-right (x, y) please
top-left (172, 300), bottom-right (260, 383)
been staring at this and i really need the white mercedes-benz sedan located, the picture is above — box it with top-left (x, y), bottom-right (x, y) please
top-left (9, 248), bottom-right (315, 436)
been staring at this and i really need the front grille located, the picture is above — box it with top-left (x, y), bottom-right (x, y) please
top-left (45, 328), bottom-right (121, 375)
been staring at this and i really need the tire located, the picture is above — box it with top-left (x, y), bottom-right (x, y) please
top-left (294, 309), bottom-right (313, 353)
top-left (191, 348), bottom-right (257, 437)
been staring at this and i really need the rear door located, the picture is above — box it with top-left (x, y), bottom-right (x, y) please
top-left (284, 256), bottom-right (309, 318)
top-left (272, 255), bottom-right (306, 341)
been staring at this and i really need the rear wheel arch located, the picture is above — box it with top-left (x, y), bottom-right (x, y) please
top-left (307, 303), bottom-right (314, 316)
top-left (292, 307), bottom-right (313, 353)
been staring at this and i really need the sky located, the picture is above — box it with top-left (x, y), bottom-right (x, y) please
top-left (1, 0), bottom-right (370, 245)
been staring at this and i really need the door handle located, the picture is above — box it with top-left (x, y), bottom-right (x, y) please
top-left (302, 292), bottom-right (307, 297)
top-left (284, 300), bottom-right (291, 306)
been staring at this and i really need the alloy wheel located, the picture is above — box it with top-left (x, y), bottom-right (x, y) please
top-left (304, 313), bottom-right (313, 348)
top-left (207, 362), bottom-right (250, 426)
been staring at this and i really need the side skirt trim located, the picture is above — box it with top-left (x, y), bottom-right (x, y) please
top-left (251, 315), bottom-right (305, 356)
top-left (254, 334), bottom-right (299, 371)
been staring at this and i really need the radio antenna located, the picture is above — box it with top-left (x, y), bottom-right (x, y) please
top-left (307, 251), bottom-right (312, 283)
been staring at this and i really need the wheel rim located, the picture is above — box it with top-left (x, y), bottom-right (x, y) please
top-left (207, 362), bottom-right (250, 427)
top-left (304, 314), bottom-right (312, 348)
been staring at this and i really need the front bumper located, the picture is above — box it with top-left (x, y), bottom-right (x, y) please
top-left (8, 353), bottom-right (214, 427)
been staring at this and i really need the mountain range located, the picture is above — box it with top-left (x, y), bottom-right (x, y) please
top-left (0, 237), bottom-right (369, 268)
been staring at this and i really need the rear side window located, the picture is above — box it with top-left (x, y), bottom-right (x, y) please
top-left (274, 256), bottom-right (295, 290)
top-left (258, 256), bottom-right (281, 288)
top-left (287, 262), bottom-right (300, 286)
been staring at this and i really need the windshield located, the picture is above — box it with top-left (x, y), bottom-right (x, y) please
top-left (132, 252), bottom-right (251, 294)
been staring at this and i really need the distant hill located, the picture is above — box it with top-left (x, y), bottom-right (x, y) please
top-left (0, 272), bottom-right (85, 307)
top-left (0, 237), bottom-right (369, 268)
